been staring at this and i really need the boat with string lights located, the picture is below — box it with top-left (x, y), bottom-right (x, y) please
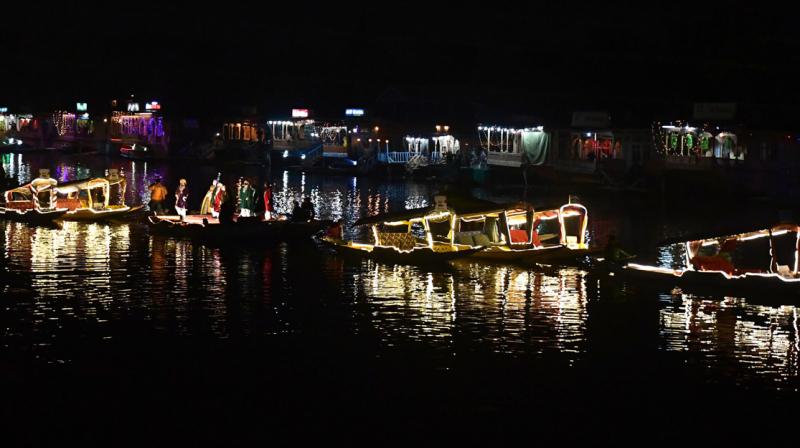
top-left (0, 169), bottom-right (69, 224)
top-left (321, 195), bottom-right (489, 264)
top-left (618, 224), bottom-right (800, 297)
top-left (54, 169), bottom-right (144, 221)
top-left (452, 199), bottom-right (593, 264)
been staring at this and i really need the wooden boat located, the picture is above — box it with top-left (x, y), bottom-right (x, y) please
top-left (119, 143), bottom-right (153, 160)
top-left (147, 214), bottom-right (331, 242)
top-left (321, 236), bottom-right (482, 264)
top-left (620, 223), bottom-right (800, 298)
top-left (0, 170), bottom-right (69, 224)
top-left (55, 170), bottom-right (144, 221)
top-left (324, 195), bottom-right (486, 265)
top-left (449, 200), bottom-right (594, 265)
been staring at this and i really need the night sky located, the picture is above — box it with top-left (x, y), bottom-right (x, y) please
top-left (4, 2), bottom-right (798, 127)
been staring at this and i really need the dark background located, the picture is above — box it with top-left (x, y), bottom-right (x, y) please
top-left (3, 3), bottom-right (798, 124)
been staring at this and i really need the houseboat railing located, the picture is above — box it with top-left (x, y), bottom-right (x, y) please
top-left (377, 151), bottom-right (413, 164)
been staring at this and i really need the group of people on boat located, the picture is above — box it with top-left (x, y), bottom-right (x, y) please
top-left (147, 174), bottom-right (322, 224)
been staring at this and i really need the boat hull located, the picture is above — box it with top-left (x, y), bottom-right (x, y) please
top-left (321, 237), bottom-right (483, 265)
top-left (61, 205), bottom-right (145, 221)
top-left (622, 265), bottom-right (800, 300)
top-left (468, 245), bottom-right (593, 265)
top-left (0, 207), bottom-right (69, 224)
top-left (148, 215), bottom-right (331, 243)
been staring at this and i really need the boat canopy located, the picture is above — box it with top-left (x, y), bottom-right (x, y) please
top-left (4, 176), bottom-right (58, 207)
top-left (56, 178), bottom-right (110, 194)
top-left (354, 196), bottom-right (508, 227)
top-left (55, 177), bottom-right (113, 209)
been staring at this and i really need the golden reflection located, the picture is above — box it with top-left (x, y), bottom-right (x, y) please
top-left (660, 294), bottom-right (800, 381)
top-left (357, 261), bottom-right (589, 356)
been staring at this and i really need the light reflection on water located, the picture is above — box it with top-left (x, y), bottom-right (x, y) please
top-left (659, 294), bottom-right (799, 383)
top-left (0, 153), bottom-right (798, 390)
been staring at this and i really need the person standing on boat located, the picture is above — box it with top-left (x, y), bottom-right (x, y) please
top-left (200, 179), bottom-right (218, 215)
top-left (238, 179), bottom-right (255, 217)
top-left (290, 200), bottom-right (304, 221)
top-left (300, 196), bottom-right (316, 220)
top-left (261, 181), bottom-right (274, 220)
top-left (604, 234), bottom-right (633, 263)
top-left (212, 183), bottom-right (226, 219)
top-left (175, 179), bottom-right (189, 219)
top-left (148, 177), bottom-right (168, 215)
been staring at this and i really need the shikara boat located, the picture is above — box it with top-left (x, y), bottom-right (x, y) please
top-left (55, 170), bottom-right (143, 221)
top-left (450, 200), bottom-right (594, 265)
top-left (0, 170), bottom-right (68, 224)
top-left (620, 223), bottom-right (800, 298)
top-left (119, 143), bottom-right (154, 160)
top-left (147, 213), bottom-right (331, 243)
top-left (321, 196), bottom-right (487, 264)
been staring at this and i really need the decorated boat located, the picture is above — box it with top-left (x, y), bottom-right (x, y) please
top-left (55, 169), bottom-right (143, 221)
top-left (621, 224), bottom-right (800, 297)
top-left (321, 195), bottom-right (485, 264)
top-left (147, 213), bottom-right (331, 243)
top-left (119, 143), bottom-right (153, 160)
top-left (0, 169), bottom-right (69, 224)
top-left (450, 199), bottom-right (593, 264)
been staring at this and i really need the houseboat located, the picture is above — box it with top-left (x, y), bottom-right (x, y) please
top-left (267, 112), bottom-right (322, 165)
top-left (213, 118), bottom-right (269, 164)
top-left (110, 100), bottom-right (169, 158)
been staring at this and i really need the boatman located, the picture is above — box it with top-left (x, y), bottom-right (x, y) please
top-left (148, 177), bottom-right (168, 215)
top-left (604, 234), bottom-right (633, 263)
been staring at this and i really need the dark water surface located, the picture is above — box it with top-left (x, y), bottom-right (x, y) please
top-left (1, 152), bottom-right (798, 444)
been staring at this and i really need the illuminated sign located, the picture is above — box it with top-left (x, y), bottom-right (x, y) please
top-left (145, 101), bottom-right (161, 111)
top-left (127, 102), bottom-right (140, 112)
top-left (0, 107), bottom-right (7, 113)
top-left (76, 102), bottom-right (88, 112)
top-left (79, 113), bottom-right (90, 120)
top-left (345, 108), bottom-right (365, 117)
top-left (292, 108), bottom-right (309, 118)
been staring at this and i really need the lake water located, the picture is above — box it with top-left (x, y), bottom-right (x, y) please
top-left (1, 151), bottom-right (798, 444)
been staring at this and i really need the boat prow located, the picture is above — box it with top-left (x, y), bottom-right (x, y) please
top-left (0, 206), bottom-right (69, 224)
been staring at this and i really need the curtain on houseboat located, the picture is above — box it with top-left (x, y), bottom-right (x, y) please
top-left (521, 131), bottom-right (549, 165)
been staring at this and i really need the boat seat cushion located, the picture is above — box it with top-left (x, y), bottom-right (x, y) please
top-left (509, 229), bottom-right (529, 244)
top-left (455, 233), bottom-right (475, 246)
top-left (473, 234), bottom-right (491, 247)
top-left (4, 201), bottom-right (34, 210)
top-left (378, 232), bottom-right (417, 251)
top-left (58, 198), bottom-right (82, 211)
